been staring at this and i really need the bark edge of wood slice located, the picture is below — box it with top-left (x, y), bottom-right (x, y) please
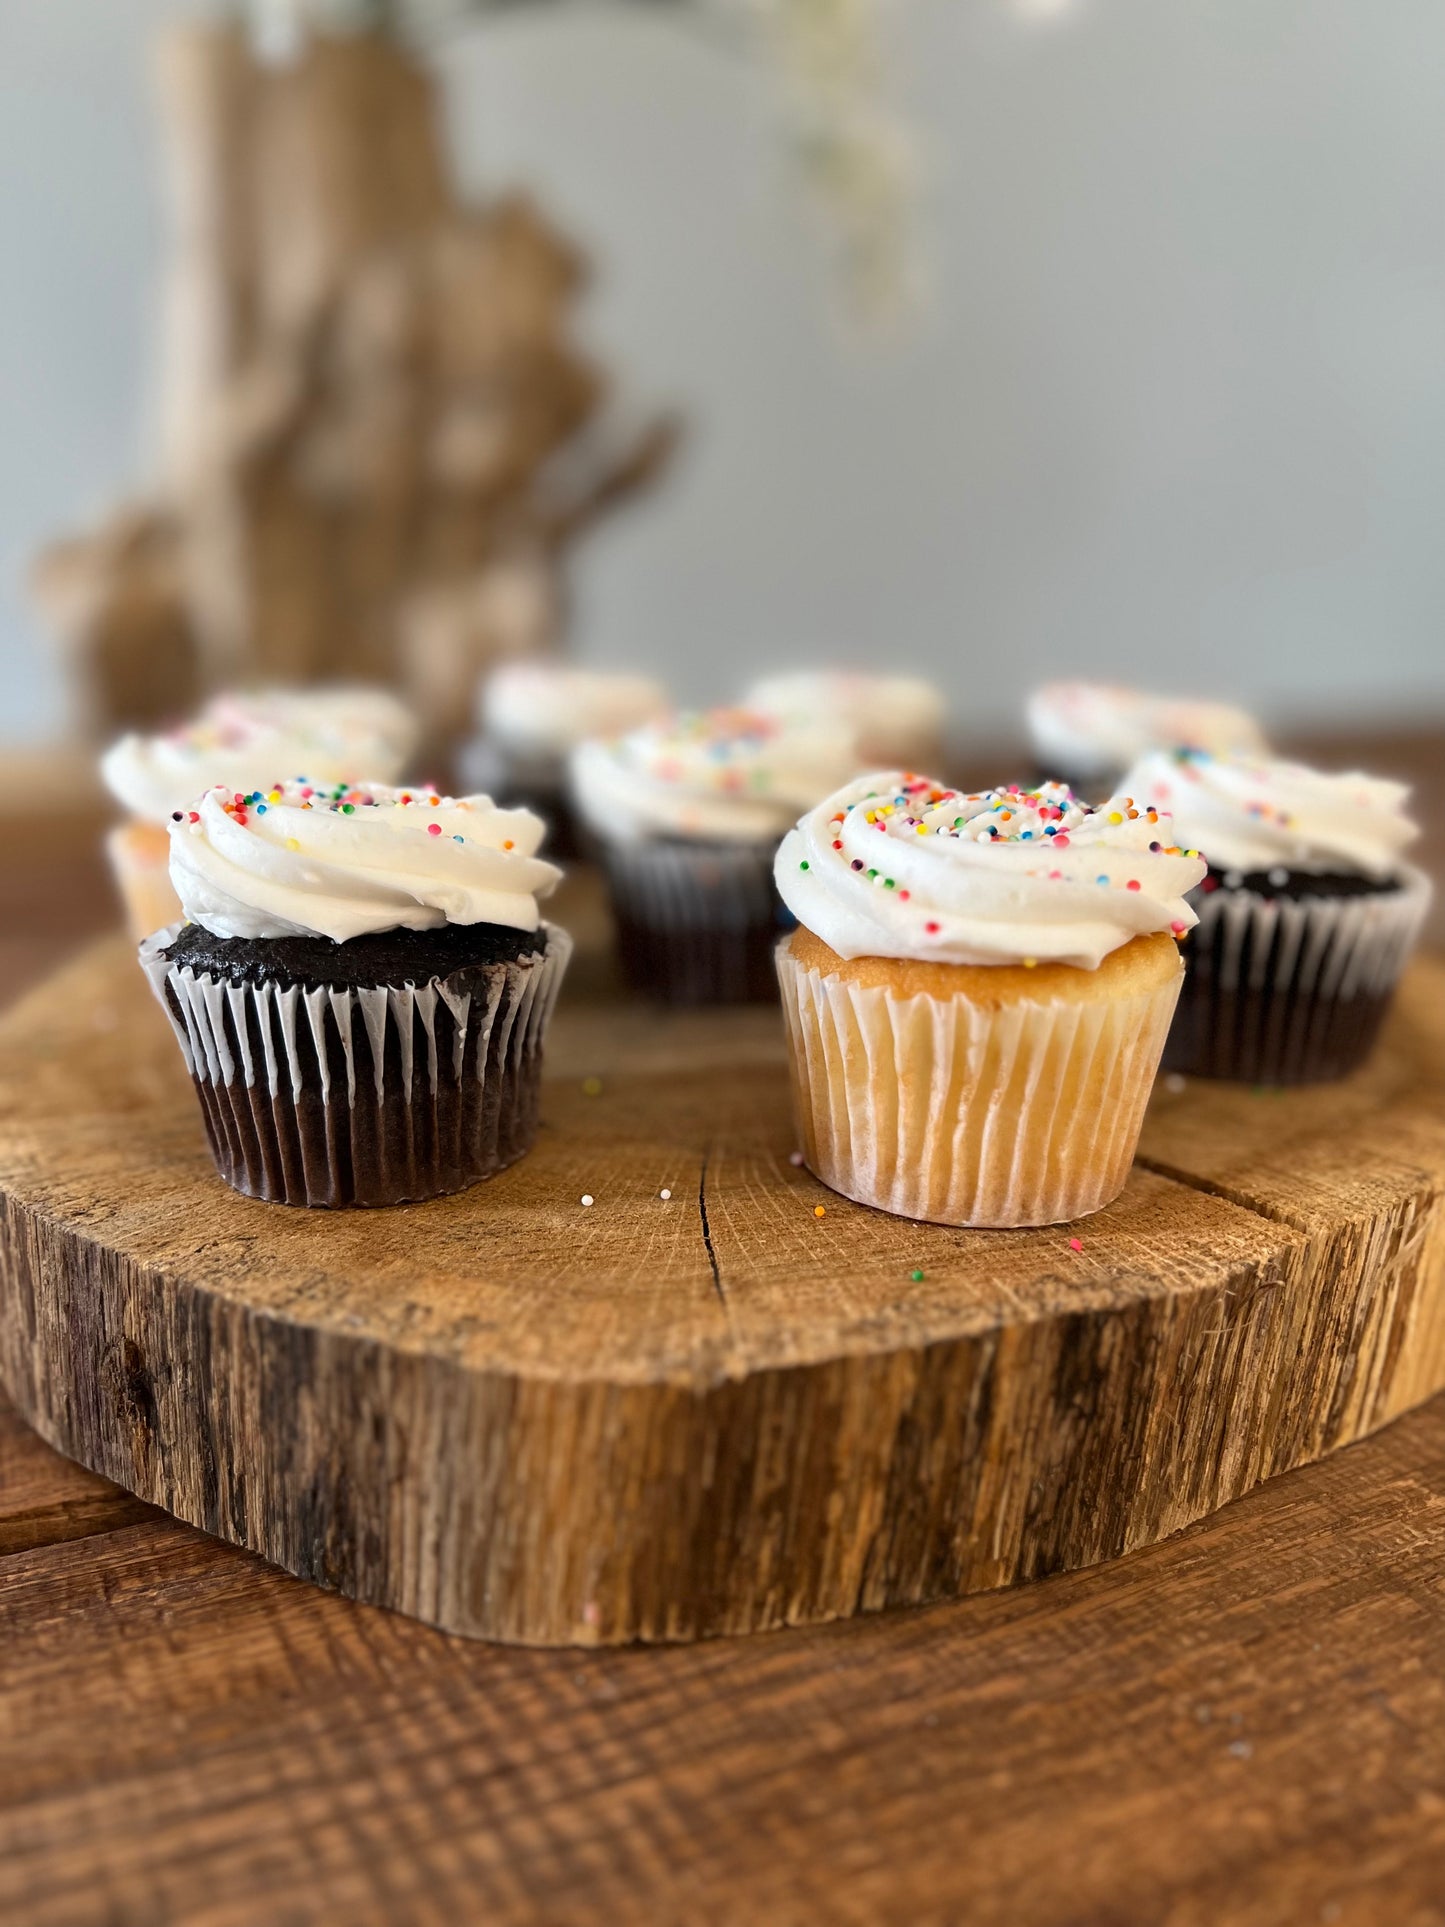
top-left (1, 936), bottom-right (1442, 1646)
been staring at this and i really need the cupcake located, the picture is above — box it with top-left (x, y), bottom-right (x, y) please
top-left (1123, 749), bottom-right (1430, 1085)
top-left (459, 662), bottom-right (669, 858)
top-left (743, 669), bottom-right (947, 771)
top-left (1026, 683), bottom-right (1267, 800)
top-left (571, 708), bottom-right (861, 1005)
top-left (102, 684), bottom-right (419, 941)
top-left (140, 778), bottom-right (569, 1208)
top-left (773, 773), bottom-right (1205, 1227)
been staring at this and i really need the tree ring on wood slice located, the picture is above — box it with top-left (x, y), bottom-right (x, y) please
top-left (1, 937), bottom-right (1443, 1647)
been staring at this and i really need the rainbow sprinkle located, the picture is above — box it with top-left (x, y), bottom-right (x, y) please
top-left (809, 777), bottom-right (1198, 938)
top-left (172, 779), bottom-right (521, 856)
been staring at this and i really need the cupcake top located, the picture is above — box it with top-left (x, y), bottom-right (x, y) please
top-left (482, 663), bottom-right (669, 759)
top-left (775, 772), bottom-right (1206, 969)
top-left (169, 779), bottom-right (560, 943)
top-left (570, 707), bottom-right (863, 846)
top-left (103, 685), bottom-right (419, 825)
top-left (1026, 682), bottom-right (1268, 782)
top-left (743, 670), bottom-right (945, 754)
top-left (1122, 749), bottom-right (1419, 880)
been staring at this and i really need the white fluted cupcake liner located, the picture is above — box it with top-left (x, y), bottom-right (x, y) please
top-left (140, 921), bottom-right (572, 1207)
top-left (1164, 866), bottom-right (1431, 1084)
top-left (776, 937), bottom-right (1182, 1228)
top-left (600, 839), bottom-right (783, 1004)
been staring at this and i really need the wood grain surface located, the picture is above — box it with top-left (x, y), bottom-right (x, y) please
top-left (1, 919), bottom-right (1442, 1643)
top-left (5, 1382), bottom-right (1445, 1926)
top-left (1, 724), bottom-right (1444, 1921)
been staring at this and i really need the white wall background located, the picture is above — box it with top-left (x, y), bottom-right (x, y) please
top-left (3, 0), bottom-right (1444, 745)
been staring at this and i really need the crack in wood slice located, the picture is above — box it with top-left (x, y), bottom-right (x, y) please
top-left (0, 939), bottom-right (1442, 1644)
top-left (696, 1147), bottom-right (726, 1309)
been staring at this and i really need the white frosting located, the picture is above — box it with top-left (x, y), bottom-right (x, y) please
top-left (482, 663), bottom-right (668, 759)
top-left (103, 685), bottom-right (419, 824)
top-left (570, 708), bottom-right (863, 846)
top-left (1027, 683), bottom-right (1268, 782)
top-left (208, 686), bottom-right (418, 764)
top-left (170, 779), bottom-right (560, 942)
top-left (776, 772), bottom-right (1206, 969)
top-left (1121, 750), bottom-right (1419, 879)
top-left (743, 670), bottom-right (945, 764)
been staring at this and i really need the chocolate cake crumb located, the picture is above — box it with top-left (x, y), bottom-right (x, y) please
top-left (163, 919), bottom-right (546, 992)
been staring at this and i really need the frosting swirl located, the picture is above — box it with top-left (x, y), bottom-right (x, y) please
top-left (743, 670), bottom-right (945, 765)
top-left (570, 707), bottom-right (862, 846)
top-left (1121, 749), bottom-right (1419, 879)
top-left (1027, 683), bottom-right (1268, 782)
top-left (103, 685), bottom-right (418, 825)
top-left (482, 663), bottom-right (668, 758)
top-left (775, 772), bottom-right (1206, 969)
top-left (170, 779), bottom-right (560, 943)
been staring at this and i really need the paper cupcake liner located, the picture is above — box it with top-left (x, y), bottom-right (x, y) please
top-left (776, 938), bottom-right (1181, 1228)
top-left (107, 822), bottom-right (184, 943)
top-left (140, 921), bottom-right (572, 1208)
top-left (600, 840), bottom-right (784, 1005)
top-left (1163, 867), bottom-right (1431, 1085)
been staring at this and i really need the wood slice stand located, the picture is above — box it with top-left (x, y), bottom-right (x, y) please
top-left (2, 891), bottom-right (1443, 1647)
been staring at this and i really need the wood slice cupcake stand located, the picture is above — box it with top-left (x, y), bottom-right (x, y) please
top-left (1, 882), bottom-right (1443, 1647)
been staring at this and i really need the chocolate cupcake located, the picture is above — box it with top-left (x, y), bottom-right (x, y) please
top-left (1123, 750), bottom-right (1430, 1085)
top-left (458, 662), bottom-right (668, 859)
top-left (1026, 682), bottom-right (1268, 801)
top-left (570, 708), bottom-right (861, 1005)
top-left (141, 779), bottom-right (569, 1207)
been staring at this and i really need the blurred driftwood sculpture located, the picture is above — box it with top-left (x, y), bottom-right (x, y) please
top-left (32, 23), bottom-right (676, 745)
top-left (30, 510), bottom-right (200, 739)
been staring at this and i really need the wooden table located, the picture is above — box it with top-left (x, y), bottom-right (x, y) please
top-left (4, 730), bottom-right (1445, 1925)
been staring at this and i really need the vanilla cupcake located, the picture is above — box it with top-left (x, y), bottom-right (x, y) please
top-left (571, 707), bottom-right (862, 1004)
top-left (461, 662), bottom-right (669, 857)
top-left (1124, 749), bottom-right (1430, 1084)
top-left (140, 778), bottom-right (568, 1208)
top-left (744, 670), bottom-right (946, 771)
top-left (102, 685), bottom-right (418, 940)
top-left (1026, 683), bottom-right (1267, 799)
top-left (774, 773), bottom-right (1205, 1227)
